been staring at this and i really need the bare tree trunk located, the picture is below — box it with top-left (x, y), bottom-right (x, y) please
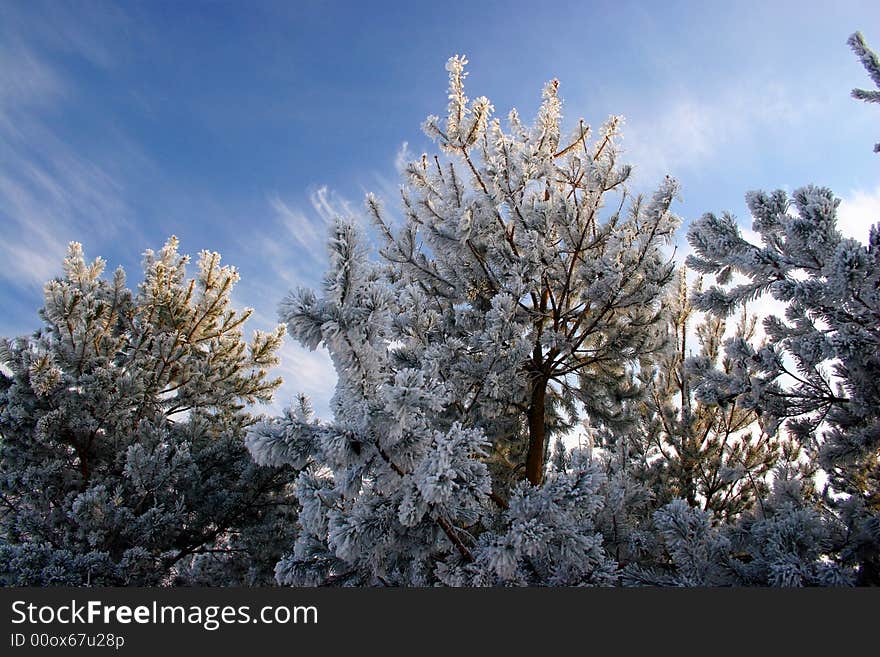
top-left (525, 377), bottom-right (548, 486)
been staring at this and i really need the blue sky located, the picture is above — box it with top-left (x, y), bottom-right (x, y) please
top-left (2, 0), bottom-right (879, 416)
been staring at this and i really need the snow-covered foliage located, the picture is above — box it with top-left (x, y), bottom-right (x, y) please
top-left (593, 272), bottom-right (798, 571)
top-left (686, 184), bottom-right (880, 584)
top-left (378, 57), bottom-right (681, 490)
top-left (639, 272), bottom-right (790, 521)
top-left (248, 55), bottom-right (681, 585)
top-left (848, 31), bottom-right (880, 152)
top-left (624, 472), bottom-right (854, 586)
top-left (0, 239), bottom-right (296, 585)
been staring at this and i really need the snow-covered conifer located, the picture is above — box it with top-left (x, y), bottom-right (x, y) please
top-left (593, 271), bottom-right (790, 571)
top-left (640, 271), bottom-right (786, 521)
top-left (0, 239), bottom-right (294, 585)
top-left (251, 55), bottom-right (682, 585)
top-left (686, 185), bottom-right (880, 584)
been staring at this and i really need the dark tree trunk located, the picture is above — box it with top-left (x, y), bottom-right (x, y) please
top-left (525, 377), bottom-right (548, 486)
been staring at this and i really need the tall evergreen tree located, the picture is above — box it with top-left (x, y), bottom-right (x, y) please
top-left (594, 272), bottom-right (793, 570)
top-left (686, 185), bottom-right (880, 584)
top-left (0, 239), bottom-right (295, 585)
top-left (248, 55), bottom-right (680, 585)
top-left (641, 272), bottom-right (785, 522)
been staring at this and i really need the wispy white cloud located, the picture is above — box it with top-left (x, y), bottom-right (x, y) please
top-left (624, 101), bottom-right (714, 182)
top-left (394, 141), bottom-right (414, 174)
top-left (0, 123), bottom-right (136, 290)
top-left (309, 185), bottom-right (358, 225)
top-left (249, 186), bottom-right (351, 295)
top-left (0, 8), bottom-right (140, 295)
top-left (268, 195), bottom-right (327, 257)
top-left (838, 185), bottom-right (880, 243)
top-left (0, 1), bottom-right (131, 72)
top-left (267, 342), bottom-right (336, 419)
top-left (623, 80), bottom-right (826, 186)
top-left (236, 186), bottom-right (362, 418)
top-left (0, 43), bottom-right (66, 133)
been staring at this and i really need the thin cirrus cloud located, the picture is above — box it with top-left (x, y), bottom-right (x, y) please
top-left (0, 41), bottom-right (70, 287)
top-left (838, 185), bottom-right (880, 243)
top-left (0, 42), bottom-right (135, 293)
top-left (622, 80), bottom-right (828, 187)
top-left (0, 130), bottom-right (134, 284)
top-left (0, 2), bottom-right (146, 311)
top-left (251, 185), bottom-right (354, 294)
top-left (238, 186), bottom-right (362, 418)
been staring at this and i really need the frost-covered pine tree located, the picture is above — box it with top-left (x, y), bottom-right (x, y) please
top-left (848, 31), bottom-right (880, 152)
top-left (642, 271), bottom-right (787, 520)
top-left (248, 55), bottom-right (680, 585)
top-left (0, 239), bottom-right (295, 585)
top-left (595, 271), bottom-right (790, 569)
top-left (686, 185), bottom-right (880, 584)
top-left (381, 58), bottom-right (680, 489)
